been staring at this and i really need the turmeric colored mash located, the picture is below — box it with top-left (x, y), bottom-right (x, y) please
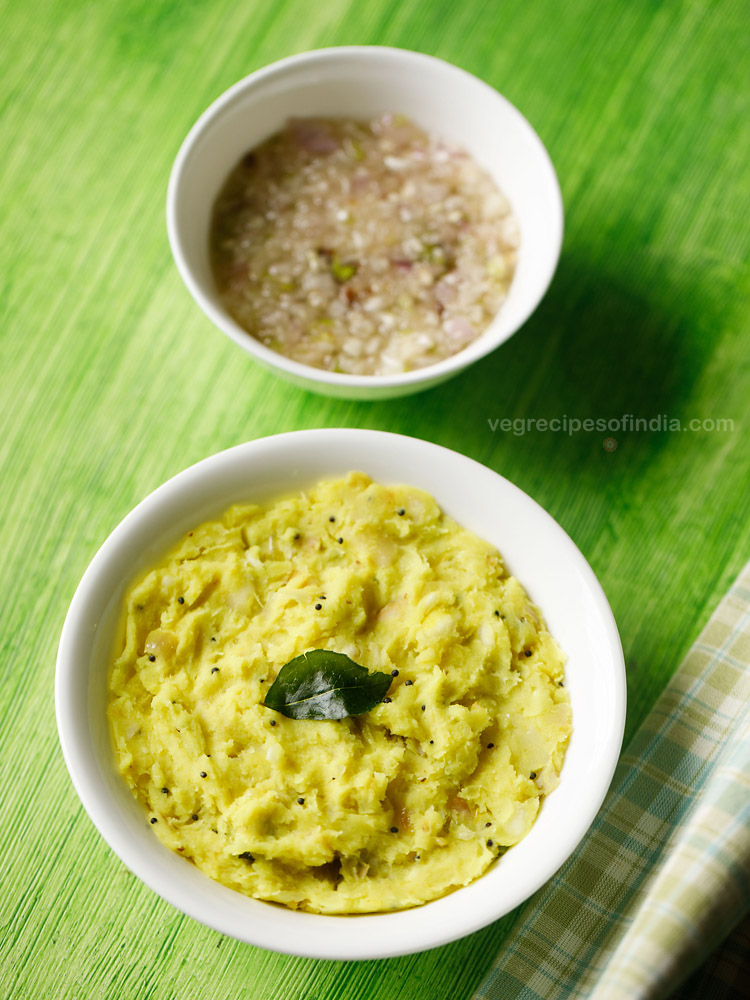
top-left (108, 473), bottom-right (571, 913)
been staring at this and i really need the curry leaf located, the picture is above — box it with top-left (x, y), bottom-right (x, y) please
top-left (330, 255), bottom-right (357, 283)
top-left (263, 650), bottom-right (392, 720)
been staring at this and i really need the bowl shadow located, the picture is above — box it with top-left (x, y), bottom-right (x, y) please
top-left (365, 249), bottom-right (715, 475)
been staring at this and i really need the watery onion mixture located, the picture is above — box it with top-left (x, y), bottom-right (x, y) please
top-left (211, 115), bottom-right (519, 375)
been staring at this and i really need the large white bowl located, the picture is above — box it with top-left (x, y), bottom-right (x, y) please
top-left (56, 430), bottom-right (624, 959)
top-left (167, 47), bottom-right (564, 399)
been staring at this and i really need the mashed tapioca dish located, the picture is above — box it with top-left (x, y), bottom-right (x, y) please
top-left (108, 472), bottom-right (570, 914)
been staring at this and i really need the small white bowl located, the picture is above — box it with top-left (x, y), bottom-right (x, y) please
top-left (167, 47), bottom-right (563, 399)
top-left (56, 430), bottom-right (624, 960)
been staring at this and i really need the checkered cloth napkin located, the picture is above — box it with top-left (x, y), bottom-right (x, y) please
top-left (473, 562), bottom-right (750, 1000)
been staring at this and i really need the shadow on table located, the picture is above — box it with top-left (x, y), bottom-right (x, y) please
top-left (359, 249), bottom-right (714, 480)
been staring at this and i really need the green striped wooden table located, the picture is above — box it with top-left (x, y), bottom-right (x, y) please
top-left (2, 0), bottom-right (748, 996)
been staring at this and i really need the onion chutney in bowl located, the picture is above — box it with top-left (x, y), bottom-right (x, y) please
top-left (211, 116), bottom-right (519, 376)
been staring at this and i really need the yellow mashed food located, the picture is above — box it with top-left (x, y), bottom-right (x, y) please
top-left (108, 472), bottom-right (571, 913)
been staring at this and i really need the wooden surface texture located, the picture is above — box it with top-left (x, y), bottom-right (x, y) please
top-left (1, 0), bottom-right (748, 996)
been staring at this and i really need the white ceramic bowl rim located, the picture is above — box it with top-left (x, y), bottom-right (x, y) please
top-left (166, 47), bottom-right (564, 394)
top-left (56, 430), bottom-right (624, 959)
